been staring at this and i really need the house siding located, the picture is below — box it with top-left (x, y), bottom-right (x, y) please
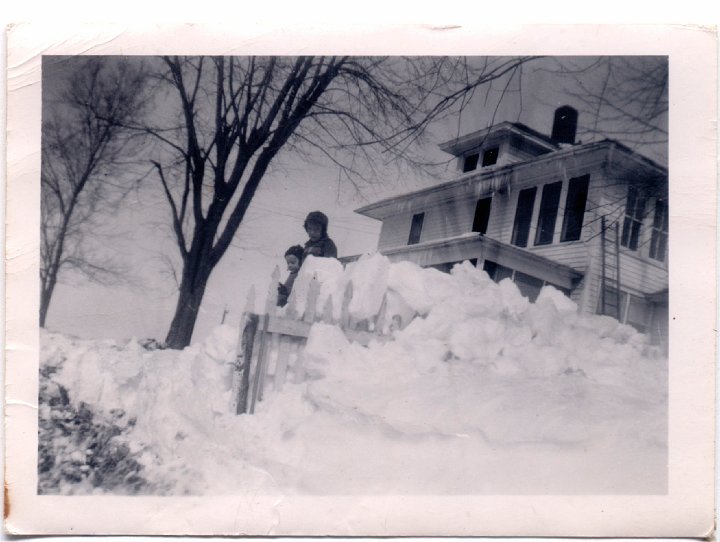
top-left (617, 251), bottom-right (668, 294)
top-left (378, 214), bottom-right (412, 250)
top-left (369, 139), bottom-right (667, 327)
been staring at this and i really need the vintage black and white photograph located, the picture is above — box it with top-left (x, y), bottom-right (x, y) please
top-left (4, 23), bottom-right (716, 537)
top-left (36, 53), bottom-right (670, 496)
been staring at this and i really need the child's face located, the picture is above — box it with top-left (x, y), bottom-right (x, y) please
top-left (285, 254), bottom-right (300, 273)
top-left (306, 221), bottom-right (323, 242)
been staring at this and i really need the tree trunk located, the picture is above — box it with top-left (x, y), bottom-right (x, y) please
top-left (164, 267), bottom-right (211, 349)
top-left (39, 269), bottom-right (59, 328)
top-left (39, 284), bottom-right (53, 328)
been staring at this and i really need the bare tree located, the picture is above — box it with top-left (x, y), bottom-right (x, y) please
top-left (552, 56), bottom-right (668, 152)
top-left (537, 57), bottom-right (669, 243)
top-left (139, 56), bottom-right (536, 348)
top-left (40, 57), bottom-right (148, 327)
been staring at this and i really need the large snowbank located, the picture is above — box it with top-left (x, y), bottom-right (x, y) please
top-left (40, 255), bottom-right (667, 495)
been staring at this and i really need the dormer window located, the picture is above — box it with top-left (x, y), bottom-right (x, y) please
top-left (482, 146), bottom-right (499, 166)
top-left (463, 153), bottom-right (479, 172)
top-left (462, 146), bottom-right (500, 173)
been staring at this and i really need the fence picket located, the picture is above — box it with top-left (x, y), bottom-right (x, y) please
top-left (266, 266), bottom-right (281, 316)
top-left (322, 296), bottom-right (334, 324)
top-left (260, 332), bottom-right (279, 401)
top-left (238, 268), bottom-right (399, 415)
top-left (274, 335), bottom-right (292, 391)
top-left (304, 276), bottom-right (320, 323)
top-left (340, 281), bottom-right (353, 328)
top-left (374, 293), bottom-right (388, 334)
top-left (285, 285), bottom-right (298, 319)
top-left (292, 339), bottom-right (306, 384)
top-left (245, 285), bottom-right (256, 314)
top-left (232, 312), bottom-right (259, 414)
top-left (249, 313), bottom-right (270, 414)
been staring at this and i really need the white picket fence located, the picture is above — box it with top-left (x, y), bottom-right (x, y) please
top-left (230, 266), bottom-right (400, 415)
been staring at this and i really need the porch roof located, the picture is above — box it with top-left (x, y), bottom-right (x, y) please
top-left (341, 233), bottom-right (584, 290)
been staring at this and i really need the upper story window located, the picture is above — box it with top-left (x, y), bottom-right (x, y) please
top-left (472, 197), bottom-right (492, 235)
top-left (408, 212), bottom-right (425, 245)
top-left (534, 181), bottom-right (563, 246)
top-left (462, 146), bottom-right (500, 172)
top-left (511, 187), bottom-right (537, 247)
top-left (560, 174), bottom-right (590, 242)
top-left (481, 147), bottom-right (499, 166)
top-left (649, 198), bottom-right (668, 262)
top-left (621, 185), bottom-right (647, 251)
top-left (463, 153), bottom-right (479, 172)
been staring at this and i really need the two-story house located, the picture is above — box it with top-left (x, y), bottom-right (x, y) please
top-left (344, 106), bottom-right (668, 347)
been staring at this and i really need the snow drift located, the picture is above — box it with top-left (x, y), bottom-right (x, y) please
top-left (39, 255), bottom-right (667, 495)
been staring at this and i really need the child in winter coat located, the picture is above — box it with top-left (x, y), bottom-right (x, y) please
top-left (277, 245), bottom-right (304, 307)
top-left (302, 211), bottom-right (338, 260)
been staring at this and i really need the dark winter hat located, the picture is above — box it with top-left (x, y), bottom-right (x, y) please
top-left (303, 211), bottom-right (329, 235)
top-left (284, 245), bottom-right (304, 262)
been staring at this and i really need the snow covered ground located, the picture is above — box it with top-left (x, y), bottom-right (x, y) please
top-left (39, 256), bottom-right (667, 495)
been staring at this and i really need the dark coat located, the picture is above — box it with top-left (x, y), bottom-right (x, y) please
top-left (303, 211), bottom-right (338, 259)
top-left (303, 236), bottom-right (338, 259)
top-left (277, 271), bottom-right (298, 307)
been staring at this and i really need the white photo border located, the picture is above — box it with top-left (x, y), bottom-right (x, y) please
top-left (4, 23), bottom-right (717, 536)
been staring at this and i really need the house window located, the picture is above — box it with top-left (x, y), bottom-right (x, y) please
top-left (511, 187), bottom-right (537, 247)
top-left (598, 285), bottom-right (627, 321)
top-left (621, 185), bottom-right (646, 251)
top-left (431, 258), bottom-right (478, 274)
top-left (472, 197), bottom-right (492, 234)
top-left (534, 181), bottom-right (563, 246)
top-left (649, 198), bottom-right (668, 262)
top-left (482, 260), bottom-right (546, 303)
top-left (482, 147), bottom-right (499, 166)
top-left (463, 153), bottom-right (479, 172)
top-left (560, 175), bottom-right (590, 242)
top-left (626, 294), bottom-right (650, 333)
top-left (483, 260), bottom-right (513, 282)
top-left (514, 271), bottom-right (545, 302)
top-left (408, 212), bottom-right (424, 245)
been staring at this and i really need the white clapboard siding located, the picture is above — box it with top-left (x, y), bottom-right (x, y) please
top-left (418, 200), bottom-right (472, 243)
top-left (617, 252), bottom-right (668, 294)
top-left (529, 243), bottom-right (590, 271)
top-left (378, 214), bottom-right (413, 249)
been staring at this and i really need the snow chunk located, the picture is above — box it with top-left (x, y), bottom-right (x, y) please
top-left (291, 256), bottom-right (345, 316)
top-left (387, 260), bottom-right (453, 315)
top-left (536, 285), bottom-right (578, 313)
top-left (345, 253), bottom-right (390, 320)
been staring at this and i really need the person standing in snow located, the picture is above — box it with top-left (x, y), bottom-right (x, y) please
top-left (277, 245), bottom-right (304, 307)
top-left (302, 211), bottom-right (338, 260)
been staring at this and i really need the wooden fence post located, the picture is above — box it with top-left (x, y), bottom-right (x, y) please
top-left (374, 293), bottom-right (388, 334)
top-left (304, 275), bottom-right (320, 323)
top-left (249, 267), bottom-right (280, 412)
top-left (233, 313), bottom-right (259, 414)
top-left (250, 313), bottom-right (270, 413)
top-left (340, 280), bottom-right (353, 329)
top-left (230, 286), bottom-right (257, 414)
top-left (274, 336), bottom-right (292, 391)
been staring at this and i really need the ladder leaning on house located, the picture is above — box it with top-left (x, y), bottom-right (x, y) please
top-left (600, 215), bottom-right (622, 321)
